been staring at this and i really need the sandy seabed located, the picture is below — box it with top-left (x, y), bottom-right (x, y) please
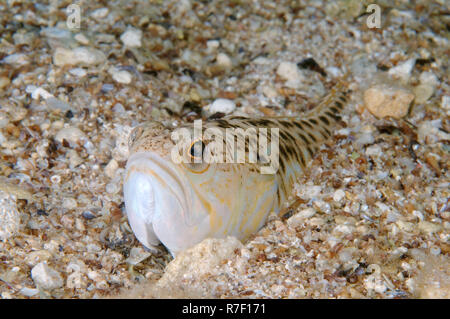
top-left (0, 0), bottom-right (448, 298)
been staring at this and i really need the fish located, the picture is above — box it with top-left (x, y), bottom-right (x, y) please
top-left (123, 79), bottom-right (351, 256)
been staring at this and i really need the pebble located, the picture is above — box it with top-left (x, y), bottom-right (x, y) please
top-left (90, 7), bottom-right (109, 19)
top-left (205, 98), bottom-right (236, 115)
top-left (441, 96), bottom-right (449, 113)
top-left (417, 120), bottom-right (450, 144)
top-left (287, 208), bottom-right (316, 228)
top-left (0, 76), bottom-right (11, 89)
top-left (0, 190), bottom-right (21, 241)
top-left (333, 189), bottom-right (346, 202)
top-left (67, 149), bottom-right (83, 168)
top-left (364, 85), bottom-right (415, 119)
top-left (216, 53), bottom-right (233, 71)
top-left (30, 87), bottom-right (54, 100)
top-left (125, 247), bottom-right (152, 265)
top-left (158, 237), bottom-right (243, 286)
top-left (388, 58), bottom-right (415, 82)
top-left (2, 53), bottom-right (29, 66)
top-left (69, 68), bottom-right (87, 77)
top-left (418, 221), bottom-right (442, 234)
top-left (120, 28), bottom-right (143, 48)
top-left (31, 262), bottom-right (64, 290)
top-left (53, 47), bottom-right (106, 66)
top-left (413, 84), bottom-right (435, 104)
top-left (276, 61), bottom-right (304, 89)
top-left (45, 97), bottom-right (71, 111)
top-left (108, 67), bottom-right (132, 84)
top-left (74, 33), bottom-right (90, 45)
top-left (55, 127), bottom-right (87, 146)
top-left (62, 197), bottom-right (78, 210)
top-left (19, 287), bottom-right (39, 297)
top-left (104, 159), bottom-right (119, 178)
top-left (365, 144), bottom-right (382, 157)
top-left (25, 250), bottom-right (52, 267)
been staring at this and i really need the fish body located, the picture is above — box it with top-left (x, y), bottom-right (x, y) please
top-left (124, 80), bottom-right (350, 256)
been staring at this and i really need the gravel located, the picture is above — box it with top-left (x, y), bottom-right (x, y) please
top-left (0, 0), bottom-right (448, 299)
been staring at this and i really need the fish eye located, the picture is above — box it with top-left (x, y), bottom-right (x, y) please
top-left (183, 139), bottom-right (210, 173)
top-left (188, 139), bottom-right (205, 162)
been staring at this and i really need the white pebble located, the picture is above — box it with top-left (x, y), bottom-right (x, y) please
top-left (62, 197), bottom-right (78, 210)
top-left (287, 208), bottom-right (316, 228)
top-left (74, 33), bottom-right (90, 45)
top-left (0, 191), bottom-right (20, 241)
top-left (441, 96), bottom-right (449, 111)
top-left (53, 47), bottom-right (106, 66)
top-left (30, 87), bottom-right (54, 100)
top-left (365, 144), bottom-right (382, 157)
top-left (388, 58), bottom-right (415, 82)
top-left (31, 262), bottom-right (63, 290)
top-left (69, 68), bottom-right (87, 77)
top-left (207, 98), bottom-right (236, 115)
top-left (19, 287), bottom-right (39, 297)
top-left (206, 40), bottom-right (220, 51)
top-left (55, 127), bottom-right (87, 145)
top-left (2, 53), bottom-right (29, 66)
top-left (216, 53), bottom-right (232, 70)
top-left (276, 61), bottom-right (304, 89)
top-left (333, 189), bottom-right (346, 202)
top-left (104, 159), bottom-right (119, 178)
top-left (120, 28), bottom-right (142, 48)
top-left (90, 7), bottom-right (109, 19)
top-left (109, 67), bottom-right (132, 84)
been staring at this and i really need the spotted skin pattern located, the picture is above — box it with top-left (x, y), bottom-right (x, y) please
top-left (124, 79), bottom-right (351, 255)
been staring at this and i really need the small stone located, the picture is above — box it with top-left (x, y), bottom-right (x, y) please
top-left (262, 86), bottom-right (278, 98)
top-left (45, 97), bottom-right (71, 111)
top-left (25, 250), bottom-right (52, 267)
top-left (108, 67), bottom-right (132, 84)
top-left (206, 40), bottom-right (220, 51)
top-left (364, 85), bottom-right (415, 119)
top-left (74, 33), bottom-right (90, 45)
top-left (0, 76), bottom-right (10, 89)
top-left (82, 211), bottom-right (96, 220)
top-left (0, 190), bottom-right (21, 241)
top-left (417, 120), bottom-right (450, 144)
top-left (53, 47), bottom-right (106, 66)
top-left (158, 237), bottom-right (243, 286)
top-left (418, 221), bottom-right (442, 234)
top-left (69, 68), bottom-right (87, 77)
top-left (125, 247), bottom-right (152, 265)
top-left (19, 287), bottom-right (39, 297)
top-left (62, 197), bottom-right (77, 210)
top-left (120, 28), bottom-right (142, 48)
top-left (205, 98), bottom-right (236, 115)
top-left (388, 58), bottom-right (416, 82)
top-left (365, 144), bottom-right (382, 157)
top-left (216, 53), bottom-right (232, 71)
top-left (31, 262), bottom-right (64, 290)
top-left (333, 189), bottom-right (346, 202)
top-left (441, 96), bottom-right (449, 111)
top-left (55, 127), bottom-right (87, 146)
top-left (413, 84), bottom-right (435, 104)
top-left (277, 61), bottom-right (304, 89)
top-left (287, 208), bottom-right (316, 228)
top-left (90, 7), bottom-right (109, 19)
top-left (2, 53), bottom-right (29, 66)
top-left (104, 159), bottom-right (119, 178)
top-left (67, 149), bottom-right (83, 169)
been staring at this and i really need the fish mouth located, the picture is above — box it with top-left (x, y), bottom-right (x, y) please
top-left (123, 152), bottom-right (191, 250)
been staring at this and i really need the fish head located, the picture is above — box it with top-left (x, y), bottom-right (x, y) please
top-left (123, 121), bottom-right (269, 255)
